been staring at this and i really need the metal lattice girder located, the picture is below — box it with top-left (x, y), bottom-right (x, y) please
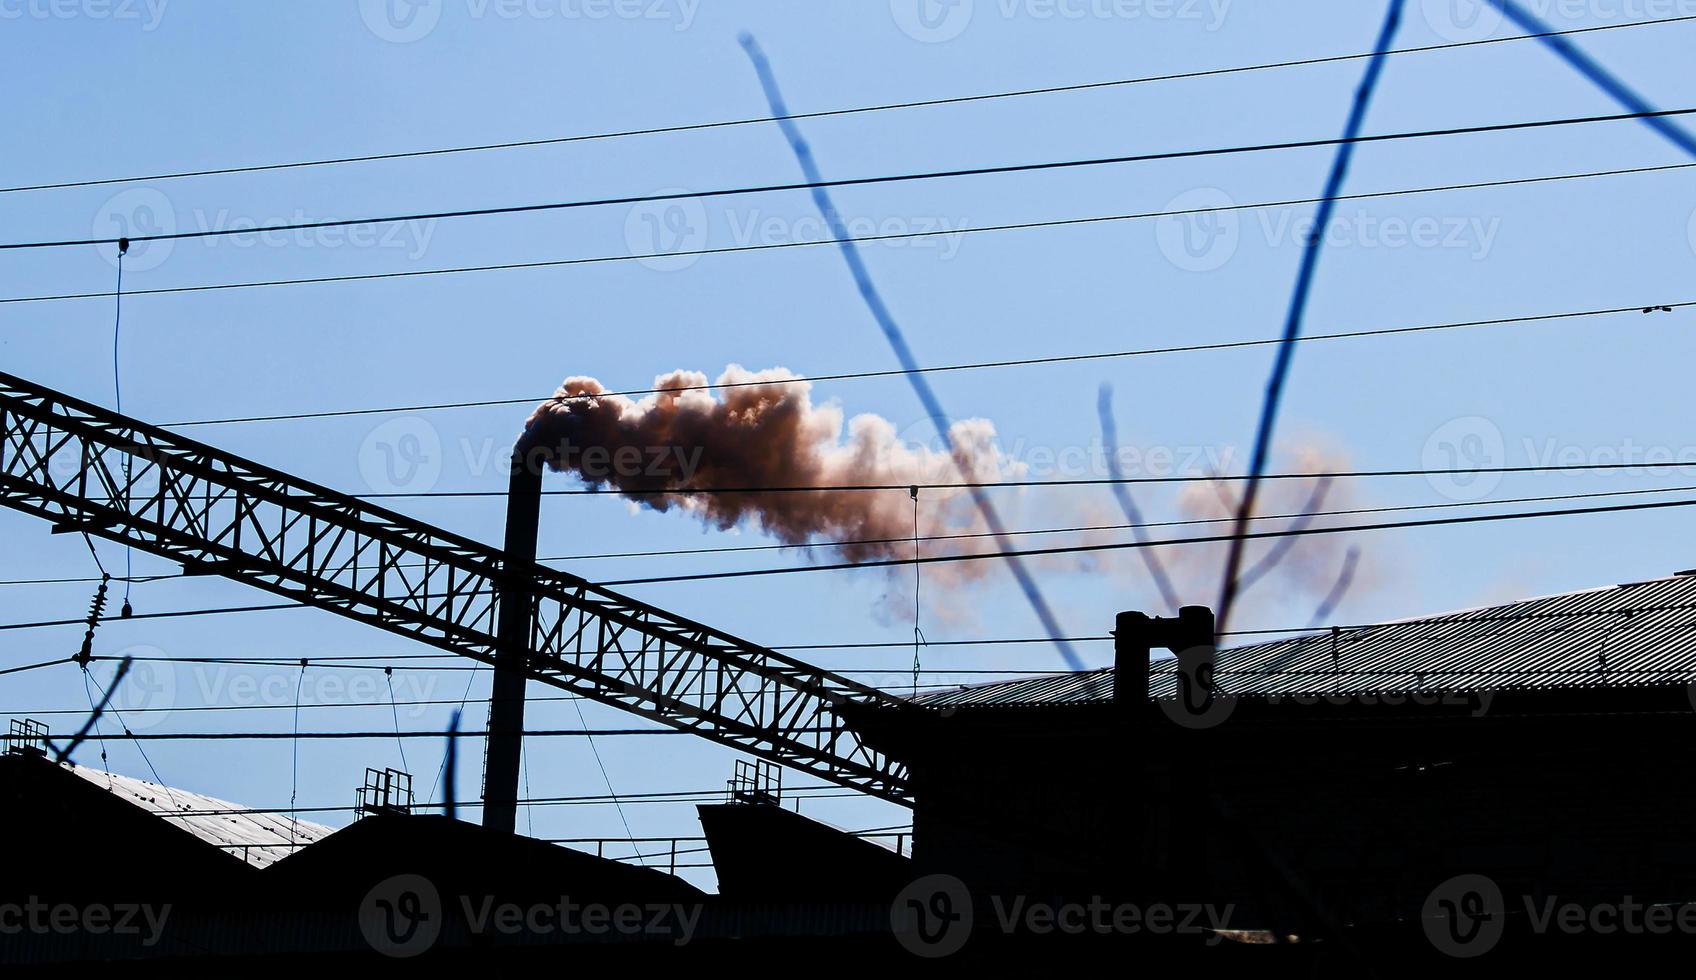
top-left (0, 372), bottom-right (911, 803)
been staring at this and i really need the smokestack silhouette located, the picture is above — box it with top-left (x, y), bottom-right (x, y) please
top-left (521, 366), bottom-right (1014, 562)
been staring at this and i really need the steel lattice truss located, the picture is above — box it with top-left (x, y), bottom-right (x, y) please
top-left (0, 372), bottom-right (911, 803)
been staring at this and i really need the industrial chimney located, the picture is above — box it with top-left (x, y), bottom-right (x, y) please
top-left (1113, 605), bottom-right (1217, 710)
top-left (483, 446), bottom-right (544, 836)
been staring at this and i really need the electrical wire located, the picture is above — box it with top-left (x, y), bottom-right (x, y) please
top-left (77, 668), bottom-right (114, 790)
top-left (4, 14), bottom-right (1686, 197)
top-left (143, 785), bottom-right (862, 817)
top-left (911, 487), bottom-right (923, 697)
top-left (361, 456), bottom-right (1696, 498)
top-left (1485, 0), bottom-right (1696, 159)
top-left (7, 479), bottom-right (1696, 585)
top-left (4, 107), bottom-right (1691, 254)
top-left (0, 658), bottom-right (74, 677)
top-left (427, 664), bottom-right (482, 807)
top-left (12, 162), bottom-right (1694, 310)
top-left (383, 667), bottom-right (410, 774)
top-left (598, 493), bottom-right (1696, 586)
top-left (168, 292), bottom-right (1695, 428)
top-left (6, 486), bottom-right (1696, 639)
top-left (574, 698), bottom-right (643, 866)
top-left (83, 663), bottom-right (178, 810)
top-left (0, 601), bottom-right (305, 633)
top-left (288, 659), bottom-right (305, 846)
top-left (111, 240), bottom-right (135, 616)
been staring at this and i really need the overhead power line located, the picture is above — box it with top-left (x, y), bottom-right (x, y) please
top-left (72, 728), bottom-right (798, 740)
top-left (3, 106), bottom-right (1689, 253)
top-left (128, 294), bottom-right (1684, 427)
top-left (363, 456), bottom-right (1696, 499)
top-left (7, 493), bottom-right (1695, 632)
top-left (4, 480), bottom-right (1692, 586)
top-left (0, 601), bottom-right (304, 633)
top-left (599, 494), bottom-right (1696, 586)
top-left (145, 786), bottom-right (860, 817)
top-left (10, 161), bottom-right (1689, 310)
top-left (1, 15), bottom-right (1685, 197)
top-left (541, 482), bottom-right (1696, 563)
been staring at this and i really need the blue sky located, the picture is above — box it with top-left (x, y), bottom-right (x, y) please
top-left (3, 0), bottom-right (1695, 888)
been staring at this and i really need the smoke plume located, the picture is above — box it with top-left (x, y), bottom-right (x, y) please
top-left (521, 366), bottom-right (1021, 566)
top-left (521, 367), bottom-right (1386, 627)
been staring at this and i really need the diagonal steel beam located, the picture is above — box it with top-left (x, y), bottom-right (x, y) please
top-left (0, 371), bottom-right (912, 804)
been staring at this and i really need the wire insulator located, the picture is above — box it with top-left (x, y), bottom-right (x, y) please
top-left (76, 576), bottom-right (111, 667)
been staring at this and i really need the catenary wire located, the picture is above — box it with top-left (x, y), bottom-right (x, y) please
top-left (599, 495), bottom-right (1696, 586)
top-left (3, 15), bottom-right (1686, 197)
top-left (5, 479), bottom-right (1696, 584)
top-left (3, 107), bottom-right (1690, 253)
top-left (10, 162), bottom-right (1693, 310)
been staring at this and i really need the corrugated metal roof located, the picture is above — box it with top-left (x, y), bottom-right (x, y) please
top-left (913, 573), bottom-right (1696, 708)
top-left (70, 764), bottom-right (335, 867)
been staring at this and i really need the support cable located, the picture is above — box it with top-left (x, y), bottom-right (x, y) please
top-left (288, 659), bottom-right (305, 846)
top-left (383, 667), bottom-right (410, 774)
top-left (111, 239), bottom-right (134, 618)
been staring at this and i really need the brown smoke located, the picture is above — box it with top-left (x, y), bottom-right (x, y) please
top-left (522, 369), bottom-right (1387, 627)
top-left (521, 366), bottom-right (1020, 566)
top-left (1154, 443), bottom-right (1385, 621)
